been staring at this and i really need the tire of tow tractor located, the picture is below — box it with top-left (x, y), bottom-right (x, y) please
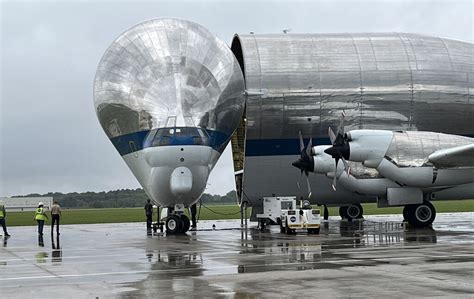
top-left (309, 228), bottom-right (320, 235)
top-left (346, 204), bottom-right (363, 220)
top-left (166, 215), bottom-right (182, 234)
top-left (180, 215), bottom-right (190, 233)
top-left (339, 206), bottom-right (348, 219)
top-left (285, 221), bottom-right (295, 235)
top-left (407, 201), bottom-right (436, 228)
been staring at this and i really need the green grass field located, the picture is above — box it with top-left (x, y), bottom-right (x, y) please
top-left (4, 200), bottom-right (473, 226)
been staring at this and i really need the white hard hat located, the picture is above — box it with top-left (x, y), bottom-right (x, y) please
top-left (38, 202), bottom-right (44, 206)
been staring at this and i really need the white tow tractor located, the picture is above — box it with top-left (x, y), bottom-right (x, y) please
top-left (256, 196), bottom-right (321, 234)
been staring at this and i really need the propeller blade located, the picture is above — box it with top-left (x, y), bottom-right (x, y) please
top-left (298, 131), bottom-right (304, 152)
top-left (328, 127), bottom-right (336, 145)
top-left (306, 138), bottom-right (313, 157)
top-left (341, 157), bottom-right (351, 175)
top-left (305, 174), bottom-right (312, 199)
top-left (337, 110), bottom-right (346, 136)
top-left (332, 158), bottom-right (339, 191)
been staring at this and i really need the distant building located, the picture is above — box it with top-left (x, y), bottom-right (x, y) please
top-left (0, 197), bottom-right (53, 211)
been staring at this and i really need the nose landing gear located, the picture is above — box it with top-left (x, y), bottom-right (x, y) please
top-left (164, 204), bottom-right (195, 234)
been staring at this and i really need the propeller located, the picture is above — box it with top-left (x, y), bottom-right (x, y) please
top-left (292, 131), bottom-right (314, 199)
top-left (324, 111), bottom-right (351, 190)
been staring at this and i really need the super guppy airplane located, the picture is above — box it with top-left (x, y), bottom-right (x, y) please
top-left (94, 18), bottom-right (473, 232)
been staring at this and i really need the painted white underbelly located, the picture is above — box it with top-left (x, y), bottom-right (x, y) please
top-left (122, 145), bottom-right (220, 207)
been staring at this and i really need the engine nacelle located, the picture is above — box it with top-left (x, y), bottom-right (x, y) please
top-left (312, 146), bottom-right (334, 174)
top-left (345, 130), bottom-right (393, 166)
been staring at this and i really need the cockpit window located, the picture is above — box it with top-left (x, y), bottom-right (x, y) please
top-left (145, 127), bottom-right (210, 147)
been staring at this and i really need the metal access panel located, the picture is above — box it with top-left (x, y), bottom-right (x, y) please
top-left (387, 188), bottom-right (423, 206)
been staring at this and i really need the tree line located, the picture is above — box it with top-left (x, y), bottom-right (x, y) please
top-left (12, 189), bottom-right (237, 209)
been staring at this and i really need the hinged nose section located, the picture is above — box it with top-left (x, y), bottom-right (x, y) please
top-left (170, 167), bottom-right (193, 197)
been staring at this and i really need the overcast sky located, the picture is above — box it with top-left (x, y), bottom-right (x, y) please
top-left (0, 0), bottom-right (472, 197)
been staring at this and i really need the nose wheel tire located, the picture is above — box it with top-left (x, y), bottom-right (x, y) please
top-left (405, 201), bottom-right (436, 228)
top-left (166, 215), bottom-right (182, 234)
top-left (166, 214), bottom-right (191, 234)
top-left (180, 215), bottom-right (190, 233)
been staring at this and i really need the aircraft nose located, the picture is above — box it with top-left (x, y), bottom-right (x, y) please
top-left (170, 167), bottom-right (193, 196)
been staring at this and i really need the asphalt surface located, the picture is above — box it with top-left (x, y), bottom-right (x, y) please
top-left (0, 213), bottom-right (473, 298)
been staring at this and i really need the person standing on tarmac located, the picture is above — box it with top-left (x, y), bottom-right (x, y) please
top-left (0, 200), bottom-right (11, 237)
top-left (34, 202), bottom-right (48, 235)
top-left (144, 199), bottom-right (153, 229)
top-left (50, 201), bottom-right (62, 235)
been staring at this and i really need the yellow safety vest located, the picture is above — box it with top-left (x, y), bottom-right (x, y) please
top-left (35, 208), bottom-right (46, 221)
top-left (0, 205), bottom-right (4, 218)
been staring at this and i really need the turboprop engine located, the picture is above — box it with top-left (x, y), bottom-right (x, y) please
top-left (93, 19), bottom-right (245, 211)
top-left (329, 130), bottom-right (474, 188)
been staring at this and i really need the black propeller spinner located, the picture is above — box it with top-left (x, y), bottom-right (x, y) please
top-left (291, 131), bottom-right (314, 198)
top-left (324, 111), bottom-right (351, 190)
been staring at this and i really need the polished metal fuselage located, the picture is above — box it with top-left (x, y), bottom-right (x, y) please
top-left (94, 19), bottom-right (245, 140)
top-left (231, 33), bottom-right (473, 209)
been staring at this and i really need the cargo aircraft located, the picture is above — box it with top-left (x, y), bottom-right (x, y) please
top-left (94, 18), bottom-right (473, 232)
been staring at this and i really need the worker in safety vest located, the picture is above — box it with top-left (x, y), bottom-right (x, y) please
top-left (34, 202), bottom-right (48, 235)
top-left (0, 200), bottom-right (11, 237)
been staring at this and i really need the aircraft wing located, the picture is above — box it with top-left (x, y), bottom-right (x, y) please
top-left (428, 143), bottom-right (474, 168)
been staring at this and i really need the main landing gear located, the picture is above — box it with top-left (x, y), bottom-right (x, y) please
top-left (339, 204), bottom-right (364, 221)
top-left (403, 201), bottom-right (436, 228)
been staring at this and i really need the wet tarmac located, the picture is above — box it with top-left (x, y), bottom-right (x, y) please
top-left (0, 213), bottom-right (473, 298)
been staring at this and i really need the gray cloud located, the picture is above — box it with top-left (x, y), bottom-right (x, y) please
top-left (1, 0), bottom-right (472, 196)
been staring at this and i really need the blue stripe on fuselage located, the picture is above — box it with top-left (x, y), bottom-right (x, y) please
top-left (245, 138), bottom-right (331, 156)
top-left (244, 134), bottom-right (474, 157)
top-left (110, 129), bottom-right (230, 156)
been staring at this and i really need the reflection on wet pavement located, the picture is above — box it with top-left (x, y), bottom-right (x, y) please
top-left (0, 213), bottom-right (473, 298)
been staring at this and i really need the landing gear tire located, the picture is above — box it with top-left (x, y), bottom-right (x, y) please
top-left (403, 205), bottom-right (412, 221)
top-left (339, 206), bottom-right (348, 219)
top-left (166, 215), bottom-right (182, 234)
top-left (346, 204), bottom-right (363, 220)
top-left (406, 201), bottom-right (436, 228)
top-left (180, 215), bottom-right (190, 233)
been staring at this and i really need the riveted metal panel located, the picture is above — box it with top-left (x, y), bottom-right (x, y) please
top-left (232, 33), bottom-right (474, 142)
